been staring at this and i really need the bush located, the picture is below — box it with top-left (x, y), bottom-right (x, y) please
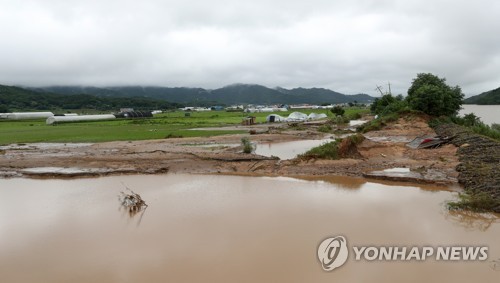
top-left (461, 113), bottom-right (481, 127)
top-left (332, 115), bottom-right (350, 124)
top-left (492, 123), bottom-right (500, 132)
top-left (370, 94), bottom-right (409, 116)
top-left (330, 106), bottom-right (345, 116)
top-left (347, 112), bottom-right (362, 120)
top-left (165, 133), bottom-right (183, 139)
top-left (241, 137), bottom-right (254, 154)
top-left (318, 124), bottom-right (332, 133)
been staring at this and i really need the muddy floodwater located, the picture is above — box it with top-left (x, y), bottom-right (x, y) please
top-left (460, 104), bottom-right (500, 125)
top-left (255, 138), bottom-right (332, 159)
top-left (0, 174), bottom-right (499, 283)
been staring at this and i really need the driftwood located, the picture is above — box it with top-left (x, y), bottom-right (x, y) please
top-left (119, 183), bottom-right (148, 220)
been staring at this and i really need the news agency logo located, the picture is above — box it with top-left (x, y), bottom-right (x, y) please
top-left (317, 236), bottom-right (349, 271)
top-left (318, 235), bottom-right (490, 272)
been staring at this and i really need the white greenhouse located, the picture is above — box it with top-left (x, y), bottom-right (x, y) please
top-left (266, 114), bottom-right (286, 123)
top-left (46, 114), bottom-right (116, 125)
top-left (308, 113), bottom-right (328, 120)
top-left (0, 112), bottom-right (54, 120)
top-left (286, 112), bottom-right (309, 121)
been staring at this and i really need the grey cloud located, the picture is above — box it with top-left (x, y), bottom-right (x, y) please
top-left (0, 0), bottom-right (498, 96)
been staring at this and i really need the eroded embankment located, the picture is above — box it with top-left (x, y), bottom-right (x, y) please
top-left (435, 123), bottom-right (500, 212)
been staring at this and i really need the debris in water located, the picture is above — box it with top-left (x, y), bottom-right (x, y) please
top-left (119, 183), bottom-right (148, 218)
top-left (491, 258), bottom-right (500, 271)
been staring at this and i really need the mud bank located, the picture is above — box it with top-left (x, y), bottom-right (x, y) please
top-left (435, 123), bottom-right (500, 212)
top-left (0, 117), bottom-right (459, 185)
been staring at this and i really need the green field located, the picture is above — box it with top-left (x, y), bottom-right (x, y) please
top-left (0, 108), bottom-right (368, 144)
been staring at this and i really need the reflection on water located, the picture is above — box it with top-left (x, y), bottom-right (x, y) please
top-left (291, 175), bottom-right (367, 190)
top-left (0, 174), bottom-right (499, 283)
top-left (444, 209), bottom-right (499, 232)
top-left (491, 258), bottom-right (500, 271)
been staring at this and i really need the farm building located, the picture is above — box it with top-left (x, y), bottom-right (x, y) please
top-left (241, 116), bottom-right (256, 125)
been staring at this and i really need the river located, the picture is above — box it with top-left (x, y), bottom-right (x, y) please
top-left (0, 174), bottom-right (498, 282)
top-left (460, 104), bottom-right (500, 125)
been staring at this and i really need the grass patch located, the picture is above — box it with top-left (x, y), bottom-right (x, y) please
top-left (299, 134), bottom-right (365, 160)
top-left (429, 116), bottom-right (500, 141)
top-left (447, 192), bottom-right (500, 212)
top-left (299, 140), bottom-right (340, 159)
top-left (358, 112), bottom-right (399, 133)
top-left (318, 124), bottom-right (332, 133)
top-left (0, 108), bottom-right (363, 144)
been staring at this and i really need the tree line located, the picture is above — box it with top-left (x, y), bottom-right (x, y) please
top-left (0, 85), bottom-right (182, 112)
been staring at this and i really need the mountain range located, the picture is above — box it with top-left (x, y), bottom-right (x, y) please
top-left (464, 87), bottom-right (500, 105)
top-left (29, 84), bottom-right (375, 105)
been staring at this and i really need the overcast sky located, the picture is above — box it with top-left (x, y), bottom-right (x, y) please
top-left (0, 0), bottom-right (499, 96)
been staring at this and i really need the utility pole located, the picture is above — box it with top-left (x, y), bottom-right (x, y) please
top-left (375, 85), bottom-right (384, 96)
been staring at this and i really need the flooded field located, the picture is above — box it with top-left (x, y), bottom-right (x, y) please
top-left (0, 174), bottom-right (499, 283)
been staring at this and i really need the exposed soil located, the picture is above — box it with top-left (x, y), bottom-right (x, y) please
top-left (0, 116), bottom-right (460, 185)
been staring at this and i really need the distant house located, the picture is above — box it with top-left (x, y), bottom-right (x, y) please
top-left (241, 116), bottom-right (256, 125)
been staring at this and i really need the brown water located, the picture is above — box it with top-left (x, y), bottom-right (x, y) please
top-left (255, 138), bottom-right (332, 159)
top-left (0, 174), bottom-right (499, 283)
top-left (460, 104), bottom-right (500, 125)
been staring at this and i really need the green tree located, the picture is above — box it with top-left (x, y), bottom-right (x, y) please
top-left (370, 94), bottom-right (407, 115)
top-left (407, 73), bottom-right (464, 116)
top-left (462, 113), bottom-right (481, 126)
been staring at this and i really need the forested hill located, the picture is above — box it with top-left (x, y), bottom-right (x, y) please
top-left (0, 85), bottom-right (181, 112)
top-left (464, 87), bottom-right (500, 105)
top-left (31, 84), bottom-right (375, 105)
